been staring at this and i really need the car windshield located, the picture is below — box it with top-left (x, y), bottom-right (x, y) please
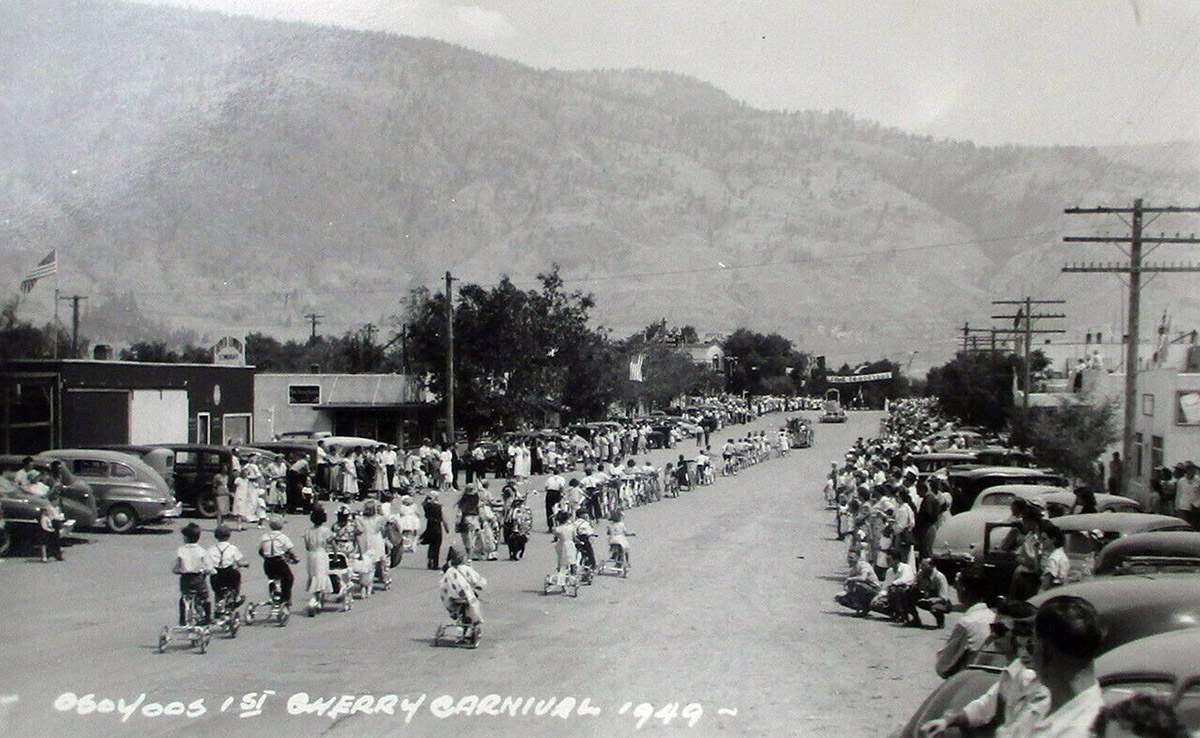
top-left (1102, 680), bottom-right (1175, 705)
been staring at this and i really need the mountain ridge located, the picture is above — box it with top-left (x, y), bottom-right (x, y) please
top-left (2, 0), bottom-right (1198, 369)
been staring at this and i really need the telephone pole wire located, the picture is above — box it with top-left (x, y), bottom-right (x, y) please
top-left (991, 298), bottom-right (1066, 418)
top-left (1062, 198), bottom-right (1200, 495)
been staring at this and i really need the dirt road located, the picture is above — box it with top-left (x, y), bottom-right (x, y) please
top-left (0, 411), bottom-right (945, 737)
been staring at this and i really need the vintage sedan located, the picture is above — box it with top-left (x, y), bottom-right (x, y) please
top-left (39, 449), bottom-right (179, 533)
top-left (0, 475), bottom-right (56, 555)
top-left (1094, 530), bottom-right (1200, 575)
top-left (971, 484), bottom-right (1142, 517)
top-left (890, 573), bottom-right (1200, 738)
top-left (1051, 513), bottom-right (1195, 582)
top-left (0, 454), bottom-right (100, 529)
top-left (944, 466), bottom-right (1068, 513)
top-left (1097, 628), bottom-right (1200, 732)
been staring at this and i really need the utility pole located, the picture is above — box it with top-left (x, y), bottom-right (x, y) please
top-left (304, 313), bottom-right (324, 343)
top-left (959, 322), bottom-right (996, 355)
top-left (445, 271), bottom-right (458, 448)
top-left (1063, 199), bottom-right (1200, 495)
top-left (57, 294), bottom-right (88, 358)
top-left (991, 298), bottom-right (1066, 418)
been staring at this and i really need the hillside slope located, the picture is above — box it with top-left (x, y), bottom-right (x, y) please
top-left (2, 0), bottom-right (1198, 365)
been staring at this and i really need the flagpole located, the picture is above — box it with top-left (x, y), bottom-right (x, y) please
top-left (53, 269), bottom-right (60, 359)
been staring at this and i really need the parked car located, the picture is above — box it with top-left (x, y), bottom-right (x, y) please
top-left (276, 430), bottom-right (332, 440)
top-left (149, 444), bottom-right (239, 517)
top-left (1050, 513), bottom-right (1195, 582)
top-left (1094, 530), bottom-right (1200, 575)
top-left (972, 448), bottom-right (1036, 468)
top-left (0, 474), bottom-right (55, 555)
top-left (971, 484), bottom-right (1142, 517)
top-left (908, 452), bottom-right (980, 478)
top-left (932, 504), bottom-right (1182, 596)
top-left (38, 449), bottom-right (179, 533)
top-left (924, 428), bottom-right (989, 451)
top-left (1096, 628), bottom-right (1200, 732)
top-left (92, 445), bottom-right (177, 492)
top-left (891, 573), bottom-right (1200, 738)
top-left (944, 466), bottom-right (1068, 513)
top-left (0, 454), bottom-right (100, 529)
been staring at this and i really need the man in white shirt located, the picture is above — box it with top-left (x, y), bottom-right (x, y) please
top-left (1003, 596), bottom-right (1104, 738)
top-left (935, 571), bottom-right (995, 678)
top-left (1175, 461), bottom-right (1200, 529)
top-left (921, 599), bottom-right (1047, 737)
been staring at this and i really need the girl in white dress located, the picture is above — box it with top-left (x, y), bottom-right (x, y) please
top-left (342, 451), bottom-right (359, 500)
top-left (231, 468), bottom-right (254, 531)
top-left (439, 447), bottom-right (454, 490)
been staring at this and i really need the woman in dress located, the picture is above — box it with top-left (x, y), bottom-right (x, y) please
top-left (356, 500), bottom-right (387, 583)
top-left (370, 446), bottom-right (389, 497)
top-left (231, 467), bottom-right (254, 531)
top-left (438, 445), bottom-right (454, 490)
top-left (303, 507), bottom-right (335, 614)
top-left (552, 510), bottom-right (577, 574)
top-left (341, 450), bottom-right (359, 501)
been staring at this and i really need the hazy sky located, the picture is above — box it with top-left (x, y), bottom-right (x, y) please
top-left (129, 0), bottom-right (1200, 147)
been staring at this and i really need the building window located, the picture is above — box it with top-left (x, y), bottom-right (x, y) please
top-left (1151, 436), bottom-right (1164, 473)
top-left (1142, 393), bottom-right (1154, 416)
top-left (289, 384), bottom-right (321, 405)
top-left (196, 412), bottom-right (211, 444)
top-left (1178, 391), bottom-right (1200, 425)
top-left (1135, 432), bottom-right (1144, 479)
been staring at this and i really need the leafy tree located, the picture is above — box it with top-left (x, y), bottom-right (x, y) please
top-left (925, 351), bottom-right (1021, 431)
top-left (401, 265), bottom-right (613, 433)
top-left (119, 341), bottom-right (178, 362)
top-left (722, 328), bottom-right (802, 395)
top-left (1010, 399), bottom-right (1118, 486)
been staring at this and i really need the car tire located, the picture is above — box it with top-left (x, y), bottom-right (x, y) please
top-left (0, 526), bottom-right (9, 556)
top-left (105, 504), bottom-right (139, 534)
top-left (195, 495), bottom-right (219, 519)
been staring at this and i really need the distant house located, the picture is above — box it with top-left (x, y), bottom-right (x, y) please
top-left (1016, 338), bottom-right (1200, 507)
top-left (1127, 343), bottom-right (1200, 504)
top-left (253, 373), bottom-right (439, 448)
top-left (678, 340), bottom-right (725, 372)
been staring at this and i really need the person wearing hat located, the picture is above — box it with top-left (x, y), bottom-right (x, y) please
top-left (421, 490), bottom-right (449, 569)
top-left (922, 599), bottom-right (1045, 737)
top-left (1002, 596), bottom-right (1105, 737)
top-left (173, 522), bottom-right (214, 625)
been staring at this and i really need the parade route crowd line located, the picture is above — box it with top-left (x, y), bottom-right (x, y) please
top-left (2, 409), bottom-right (970, 738)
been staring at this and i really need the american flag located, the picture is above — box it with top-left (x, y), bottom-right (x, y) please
top-left (19, 250), bottom-right (57, 293)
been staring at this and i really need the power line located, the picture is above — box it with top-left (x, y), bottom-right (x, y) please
top-left (74, 230), bottom-right (1058, 303)
top-left (1061, 199), bottom-right (1200, 496)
